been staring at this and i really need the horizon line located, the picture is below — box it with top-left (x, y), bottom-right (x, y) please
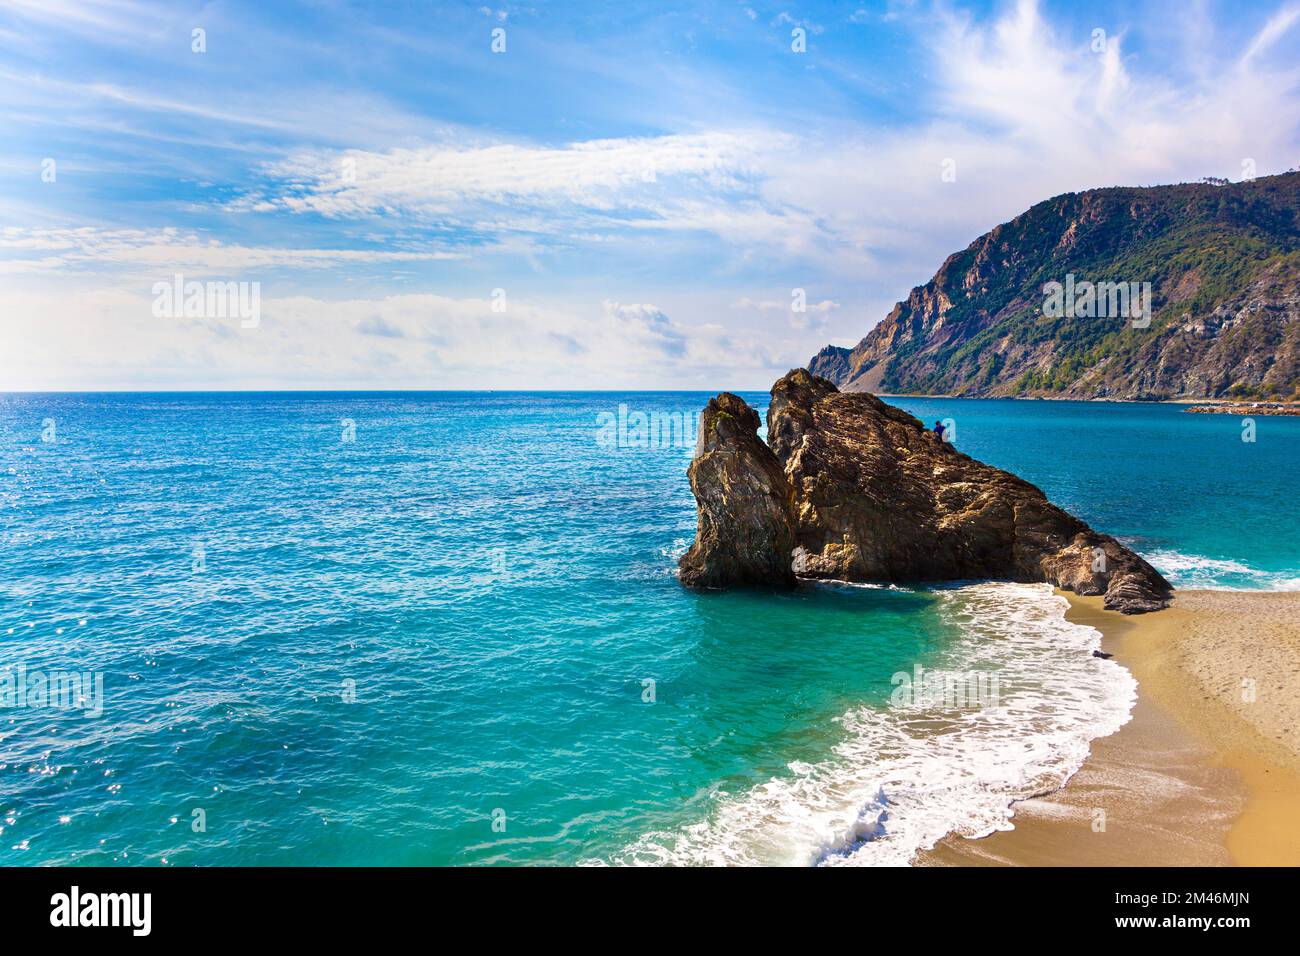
top-left (0, 386), bottom-right (781, 395)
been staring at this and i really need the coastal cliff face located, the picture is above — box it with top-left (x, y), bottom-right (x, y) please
top-left (680, 370), bottom-right (1173, 613)
top-left (810, 171), bottom-right (1300, 401)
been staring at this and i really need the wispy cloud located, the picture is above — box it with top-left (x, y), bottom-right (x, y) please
top-left (0, 0), bottom-right (164, 39)
top-left (1242, 1), bottom-right (1300, 62)
top-left (0, 288), bottom-right (787, 390)
top-left (0, 227), bottom-right (461, 276)
top-left (231, 132), bottom-right (774, 222)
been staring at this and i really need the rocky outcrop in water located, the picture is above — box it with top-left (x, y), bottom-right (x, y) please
top-left (680, 369), bottom-right (1173, 613)
top-left (678, 393), bottom-right (798, 588)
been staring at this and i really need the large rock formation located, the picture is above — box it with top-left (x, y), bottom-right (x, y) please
top-left (679, 369), bottom-right (1173, 613)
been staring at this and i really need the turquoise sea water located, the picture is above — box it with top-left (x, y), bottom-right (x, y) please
top-left (1, 392), bottom-right (1296, 866)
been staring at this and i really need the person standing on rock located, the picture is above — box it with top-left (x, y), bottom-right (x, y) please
top-left (933, 420), bottom-right (947, 441)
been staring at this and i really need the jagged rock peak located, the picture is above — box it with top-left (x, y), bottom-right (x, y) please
top-left (679, 370), bottom-right (1173, 614)
top-left (677, 392), bottom-right (798, 589)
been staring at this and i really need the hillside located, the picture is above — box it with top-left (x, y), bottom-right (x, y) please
top-left (809, 171), bottom-right (1300, 400)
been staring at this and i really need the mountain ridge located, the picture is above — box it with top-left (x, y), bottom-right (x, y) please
top-left (810, 171), bottom-right (1300, 401)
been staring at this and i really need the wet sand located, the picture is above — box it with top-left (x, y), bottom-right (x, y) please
top-left (918, 590), bottom-right (1300, 866)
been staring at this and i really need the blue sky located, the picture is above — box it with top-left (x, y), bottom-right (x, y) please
top-left (3, 0), bottom-right (1299, 389)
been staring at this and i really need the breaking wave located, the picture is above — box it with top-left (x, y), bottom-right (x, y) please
top-left (607, 582), bottom-right (1135, 866)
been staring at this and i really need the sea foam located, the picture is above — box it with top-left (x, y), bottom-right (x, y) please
top-left (608, 582), bottom-right (1135, 866)
top-left (1143, 548), bottom-right (1300, 591)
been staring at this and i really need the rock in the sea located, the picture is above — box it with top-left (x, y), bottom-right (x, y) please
top-left (678, 392), bottom-right (798, 588)
top-left (678, 369), bottom-right (1173, 614)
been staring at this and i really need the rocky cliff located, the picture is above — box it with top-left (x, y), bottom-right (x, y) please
top-left (810, 171), bottom-right (1300, 400)
top-left (680, 370), bottom-right (1173, 613)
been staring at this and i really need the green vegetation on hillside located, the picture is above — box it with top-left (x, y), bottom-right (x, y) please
top-left (820, 172), bottom-right (1300, 400)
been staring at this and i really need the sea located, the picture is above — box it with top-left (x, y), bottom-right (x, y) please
top-left (1, 392), bottom-right (1296, 865)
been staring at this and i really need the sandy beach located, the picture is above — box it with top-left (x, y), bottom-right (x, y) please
top-left (920, 589), bottom-right (1300, 866)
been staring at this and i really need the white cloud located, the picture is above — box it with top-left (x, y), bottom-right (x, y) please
top-left (220, 131), bottom-right (855, 270)
top-left (0, 288), bottom-right (794, 390)
top-left (233, 132), bottom-right (770, 220)
top-left (0, 227), bottom-right (461, 276)
top-left (0, 0), bottom-right (164, 40)
top-left (773, 12), bottom-right (825, 34)
top-left (1242, 2), bottom-right (1300, 62)
top-left (732, 295), bottom-right (839, 331)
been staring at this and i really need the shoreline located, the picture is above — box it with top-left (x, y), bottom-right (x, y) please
top-left (918, 589), bottom-right (1300, 866)
top-left (863, 388), bottom-right (1299, 407)
top-left (872, 392), bottom-right (1277, 405)
top-left (1185, 402), bottom-right (1300, 416)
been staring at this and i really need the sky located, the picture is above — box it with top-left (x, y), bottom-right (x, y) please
top-left (2, 0), bottom-right (1299, 390)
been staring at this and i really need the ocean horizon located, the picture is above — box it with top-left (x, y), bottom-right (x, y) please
top-left (3, 391), bottom-right (1296, 866)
